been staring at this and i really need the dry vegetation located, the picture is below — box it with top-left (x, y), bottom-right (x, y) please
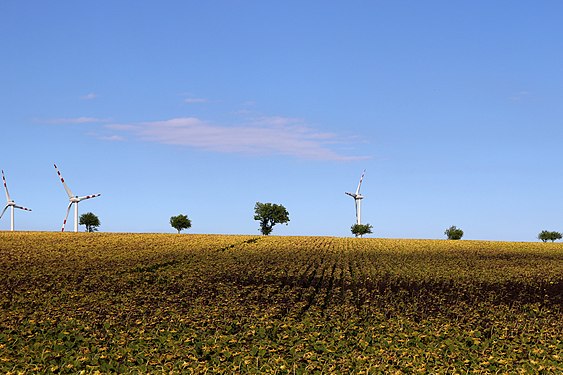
top-left (0, 232), bottom-right (561, 373)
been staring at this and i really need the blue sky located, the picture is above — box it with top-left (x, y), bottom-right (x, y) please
top-left (1, 1), bottom-right (562, 240)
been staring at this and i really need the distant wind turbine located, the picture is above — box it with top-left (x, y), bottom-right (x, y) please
top-left (54, 164), bottom-right (100, 232)
top-left (1, 170), bottom-right (32, 231)
top-left (345, 170), bottom-right (366, 225)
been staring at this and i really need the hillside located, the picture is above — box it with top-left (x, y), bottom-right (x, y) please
top-left (0, 232), bottom-right (561, 373)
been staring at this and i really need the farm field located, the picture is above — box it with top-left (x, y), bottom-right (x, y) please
top-left (0, 232), bottom-right (561, 373)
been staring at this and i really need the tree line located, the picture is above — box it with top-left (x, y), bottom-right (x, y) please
top-left (76, 207), bottom-right (563, 243)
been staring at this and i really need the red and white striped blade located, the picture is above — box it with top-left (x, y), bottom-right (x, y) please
top-left (77, 193), bottom-right (101, 201)
top-left (1, 170), bottom-right (12, 202)
top-left (14, 205), bottom-right (32, 212)
top-left (61, 202), bottom-right (73, 232)
top-left (355, 169), bottom-right (366, 195)
top-left (0, 205), bottom-right (8, 219)
top-left (54, 164), bottom-right (75, 198)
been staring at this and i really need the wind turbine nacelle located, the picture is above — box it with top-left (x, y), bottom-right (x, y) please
top-left (356, 194), bottom-right (364, 200)
top-left (70, 197), bottom-right (81, 203)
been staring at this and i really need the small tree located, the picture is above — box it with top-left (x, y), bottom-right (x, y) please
top-left (351, 223), bottom-right (373, 238)
top-left (254, 202), bottom-right (289, 235)
top-left (170, 214), bottom-right (192, 234)
top-left (79, 212), bottom-right (100, 232)
top-left (538, 230), bottom-right (562, 242)
top-left (445, 225), bottom-right (463, 240)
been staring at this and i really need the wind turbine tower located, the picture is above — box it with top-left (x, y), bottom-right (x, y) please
top-left (345, 170), bottom-right (366, 225)
top-left (1, 170), bottom-right (32, 231)
top-left (54, 164), bottom-right (101, 232)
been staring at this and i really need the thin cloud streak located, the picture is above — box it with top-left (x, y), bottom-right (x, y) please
top-left (99, 135), bottom-right (126, 142)
top-left (105, 117), bottom-right (367, 161)
top-left (184, 97), bottom-right (208, 104)
top-left (43, 117), bottom-right (112, 124)
top-left (81, 93), bottom-right (98, 100)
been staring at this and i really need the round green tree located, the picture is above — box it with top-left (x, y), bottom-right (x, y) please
top-left (254, 202), bottom-right (290, 235)
top-left (170, 214), bottom-right (192, 234)
top-left (79, 212), bottom-right (100, 232)
top-left (351, 223), bottom-right (373, 238)
top-left (445, 225), bottom-right (463, 240)
top-left (538, 230), bottom-right (562, 242)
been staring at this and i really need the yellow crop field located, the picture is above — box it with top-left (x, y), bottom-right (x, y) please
top-left (0, 232), bottom-right (561, 373)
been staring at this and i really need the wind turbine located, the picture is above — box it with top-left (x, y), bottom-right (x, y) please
top-left (345, 169), bottom-right (366, 225)
top-left (54, 164), bottom-right (100, 232)
top-left (1, 170), bottom-right (32, 231)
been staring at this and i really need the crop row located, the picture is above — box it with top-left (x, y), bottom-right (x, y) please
top-left (0, 232), bottom-right (561, 373)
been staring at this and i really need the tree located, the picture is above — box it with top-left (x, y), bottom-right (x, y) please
top-left (254, 202), bottom-right (290, 235)
top-left (538, 230), bottom-right (562, 242)
top-left (351, 223), bottom-right (373, 238)
top-left (170, 214), bottom-right (192, 234)
top-left (445, 225), bottom-right (463, 240)
top-left (79, 212), bottom-right (100, 232)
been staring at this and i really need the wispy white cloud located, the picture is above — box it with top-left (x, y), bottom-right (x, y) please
top-left (184, 97), bottom-right (208, 104)
top-left (43, 117), bottom-right (111, 124)
top-left (104, 117), bottom-right (367, 161)
top-left (81, 93), bottom-right (98, 100)
top-left (98, 134), bottom-right (126, 142)
top-left (251, 116), bottom-right (304, 127)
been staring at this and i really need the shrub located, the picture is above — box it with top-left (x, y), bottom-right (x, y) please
top-left (538, 230), bottom-right (562, 242)
top-left (445, 225), bottom-right (463, 240)
top-left (351, 223), bottom-right (373, 237)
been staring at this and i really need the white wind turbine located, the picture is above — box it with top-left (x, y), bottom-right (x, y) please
top-left (54, 164), bottom-right (100, 232)
top-left (1, 170), bottom-right (32, 231)
top-left (345, 169), bottom-right (366, 225)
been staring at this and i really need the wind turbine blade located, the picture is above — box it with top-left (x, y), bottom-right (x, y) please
top-left (345, 192), bottom-right (355, 198)
top-left (14, 205), bottom-right (32, 212)
top-left (355, 169), bottom-right (366, 195)
top-left (77, 193), bottom-right (101, 201)
top-left (61, 202), bottom-right (73, 232)
top-left (0, 205), bottom-right (8, 219)
top-left (2, 170), bottom-right (11, 202)
top-left (54, 164), bottom-right (74, 198)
